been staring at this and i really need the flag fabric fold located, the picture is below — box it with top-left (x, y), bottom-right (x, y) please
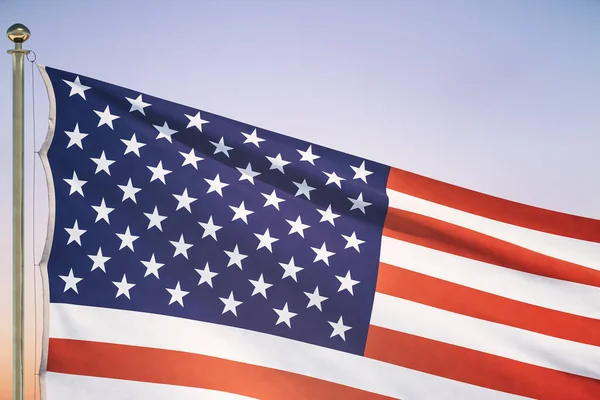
top-left (37, 64), bottom-right (600, 400)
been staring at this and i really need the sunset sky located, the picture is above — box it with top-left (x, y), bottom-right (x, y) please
top-left (1, 0), bottom-right (599, 398)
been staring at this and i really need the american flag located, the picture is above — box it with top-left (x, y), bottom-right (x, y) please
top-left (38, 65), bottom-right (600, 400)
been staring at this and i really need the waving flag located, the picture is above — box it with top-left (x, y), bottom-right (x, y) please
top-left (37, 65), bottom-right (600, 400)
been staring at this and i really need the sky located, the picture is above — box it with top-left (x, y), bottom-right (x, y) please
top-left (0, 0), bottom-right (599, 398)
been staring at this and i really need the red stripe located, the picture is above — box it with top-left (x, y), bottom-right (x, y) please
top-left (383, 207), bottom-right (600, 288)
top-left (47, 338), bottom-right (393, 400)
top-left (365, 326), bottom-right (600, 400)
top-left (387, 167), bottom-right (600, 243)
top-left (376, 262), bottom-right (600, 347)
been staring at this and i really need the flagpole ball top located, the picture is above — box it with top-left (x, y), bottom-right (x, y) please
top-left (6, 23), bottom-right (30, 43)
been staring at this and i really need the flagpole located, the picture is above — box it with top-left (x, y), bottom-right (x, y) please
top-left (7, 23), bottom-right (30, 400)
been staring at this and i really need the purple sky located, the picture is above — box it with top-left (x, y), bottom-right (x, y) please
top-left (1, 0), bottom-right (599, 398)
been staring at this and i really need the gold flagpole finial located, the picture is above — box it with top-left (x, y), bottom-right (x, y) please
top-left (7, 23), bottom-right (30, 43)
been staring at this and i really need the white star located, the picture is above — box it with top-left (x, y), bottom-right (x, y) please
top-left (65, 220), bottom-right (86, 245)
top-left (230, 201), bottom-right (254, 224)
top-left (153, 121), bottom-right (178, 143)
top-left (304, 287), bottom-right (328, 311)
top-left (121, 133), bottom-right (146, 157)
top-left (170, 234), bottom-right (193, 259)
top-left (59, 269), bottom-right (82, 293)
top-left (126, 94), bottom-right (151, 115)
top-left (273, 303), bottom-right (297, 328)
top-left (141, 254), bottom-right (164, 278)
top-left (241, 128), bottom-right (265, 147)
top-left (255, 228), bottom-right (279, 253)
top-left (323, 171), bottom-right (345, 188)
top-left (63, 76), bottom-right (90, 99)
top-left (328, 316), bottom-right (352, 341)
top-left (342, 231), bottom-right (365, 252)
top-left (64, 123), bottom-right (88, 149)
top-left (173, 188), bottom-right (197, 212)
top-left (198, 216), bottom-right (222, 240)
top-left (179, 148), bottom-right (203, 169)
top-left (144, 206), bottom-right (167, 231)
top-left (196, 262), bottom-right (218, 287)
top-left (147, 161), bottom-right (172, 184)
top-left (224, 245), bottom-right (247, 269)
top-left (311, 242), bottom-right (335, 266)
top-left (348, 192), bottom-right (372, 214)
top-left (293, 179), bottom-right (316, 200)
top-left (63, 171), bottom-right (86, 197)
top-left (88, 248), bottom-right (110, 272)
top-left (317, 204), bottom-right (340, 226)
top-left (279, 257), bottom-right (303, 282)
top-left (166, 282), bottom-right (189, 306)
top-left (336, 270), bottom-right (360, 295)
top-left (210, 137), bottom-right (233, 157)
top-left (249, 274), bottom-right (273, 299)
top-left (112, 274), bottom-right (135, 299)
top-left (220, 291), bottom-right (242, 316)
top-left (116, 226), bottom-right (139, 251)
top-left (94, 105), bottom-right (119, 129)
top-left (204, 174), bottom-right (229, 197)
top-left (286, 216), bottom-right (310, 238)
top-left (118, 178), bottom-right (141, 203)
top-left (266, 153), bottom-right (290, 173)
top-left (350, 161), bottom-right (373, 183)
top-left (297, 145), bottom-right (320, 165)
top-left (262, 189), bottom-right (285, 210)
top-left (91, 198), bottom-right (114, 223)
top-left (236, 163), bottom-right (261, 185)
top-left (91, 151), bottom-right (115, 175)
top-left (185, 111), bottom-right (209, 132)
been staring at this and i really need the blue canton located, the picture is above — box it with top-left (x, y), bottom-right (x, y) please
top-left (44, 66), bottom-right (390, 356)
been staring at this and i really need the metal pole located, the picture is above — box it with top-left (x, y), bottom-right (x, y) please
top-left (6, 23), bottom-right (30, 400)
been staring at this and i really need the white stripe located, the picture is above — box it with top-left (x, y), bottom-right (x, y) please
top-left (380, 236), bottom-right (600, 320)
top-left (45, 372), bottom-right (255, 400)
top-left (48, 303), bottom-right (527, 400)
top-left (387, 189), bottom-right (600, 271)
top-left (371, 293), bottom-right (600, 380)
